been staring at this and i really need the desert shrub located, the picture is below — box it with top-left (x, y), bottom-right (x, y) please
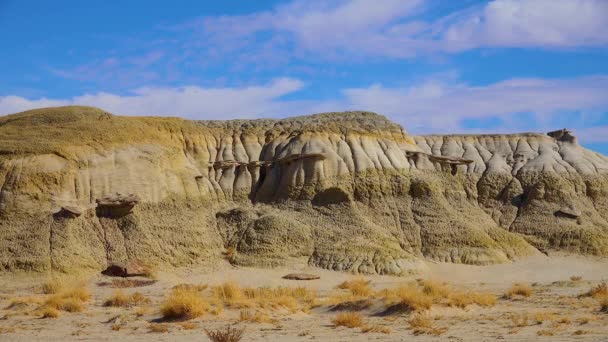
top-left (40, 307), bottom-right (60, 318)
top-left (380, 284), bottom-right (432, 312)
top-left (408, 313), bottom-right (447, 336)
top-left (42, 285), bottom-right (90, 312)
top-left (331, 312), bottom-right (364, 328)
top-left (533, 311), bottom-right (556, 324)
top-left (104, 290), bottom-right (150, 307)
top-left (570, 276), bottom-right (583, 282)
top-left (419, 280), bottom-right (451, 299)
top-left (600, 296), bottom-right (608, 313)
top-left (583, 282), bottom-right (608, 299)
top-left (160, 287), bottom-right (208, 320)
top-left (205, 326), bottom-right (245, 342)
top-left (41, 278), bottom-right (65, 294)
top-left (212, 282), bottom-right (245, 306)
top-left (504, 283), bottom-right (533, 299)
top-left (337, 278), bottom-right (372, 297)
top-left (448, 291), bottom-right (497, 308)
top-left (239, 310), bottom-right (275, 324)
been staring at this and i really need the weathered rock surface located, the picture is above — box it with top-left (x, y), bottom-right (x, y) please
top-left (1, 106), bottom-right (607, 275)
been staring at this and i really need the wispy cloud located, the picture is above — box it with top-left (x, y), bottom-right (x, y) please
top-left (0, 78), bottom-right (305, 119)
top-left (2, 75), bottom-right (608, 144)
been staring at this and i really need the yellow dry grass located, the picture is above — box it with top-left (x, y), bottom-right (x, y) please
top-left (331, 312), bottom-right (364, 328)
top-left (583, 282), bottom-right (608, 299)
top-left (600, 296), bottom-right (608, 313)
top-left (379, 284), bottom-right (433, 312)
top-left (103, 290), bottom-right (150, 307)
top-left (447, 291), bottom-right (497, 308)
top-left (504, 283), bottom-right (533, 299)
top-left (42, 284), bottom-right (91, 313)
top-left (337, 278), bottom-right (372, 297)
top-left (211, 282), bottom-right (316, 312)
top-left (408, 313), bottom-right (447, 336)
top-left (533, 311), bottom-right (556, 324)
top-left (39, 307), bottom-right (60, 318)
top-left (160, 287), bottom-right (208, 320)
top-left (239, 310), bottom-right (276, 324)
top-left (41, 278), bottom-right (65, 294)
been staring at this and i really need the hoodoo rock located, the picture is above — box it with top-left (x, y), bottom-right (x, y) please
top-left (1, 106), bottom-right (608, 274)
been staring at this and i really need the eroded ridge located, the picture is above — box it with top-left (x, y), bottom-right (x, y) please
top-left (1, 106), bottom-right (607, 274)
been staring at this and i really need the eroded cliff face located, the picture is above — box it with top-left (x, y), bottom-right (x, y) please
top-left (1, 106), bottom-right (607, 274)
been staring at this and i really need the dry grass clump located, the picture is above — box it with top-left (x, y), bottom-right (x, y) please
top-left (447, 291), bottom-right (497, 308)
top-left (379, 284), bottom-right (432, 313)
top-left (40, 307), bottom-right (60, 318)
top-left (212, 282), bottom-right (316, 312)
top-left (41, 278), bottom-right (65, 294)
top-left (205, 326), bottom-right (245, 342)
top-left (582, 282), bottom-right (608, 299)
top-left (419, 280), bottom-right (451, 298)
top-left (239, 310), bottom-right (276, 324)
top-left (331, 312), bottom-right (364, 328)
top-left (408, 313), bottom-right (447, 336)
top-left (570, 275), bottom-right (583, 282)
top-left (537, 329), bottom-right (554, 336)
top-left (160, 287), bottom-right (208, 320)
top-left (42, 284), bottom-right (91, 313)
top-left (212, 282), bottom-right (245, 307)
top-left (600, 296), bottom-right (608, 313)
top-left (337, 278), bottom-right (372, 297)
top-left (504, 283), bottom-right (533, 299)
top-left (361, 324), bottom-right (391, 334)
top-left (148, 323), bottom-right (169, 333)
top-left (104, 290), bottom-right (150, 307)
top-left (533, 311), bottom-right (556, 324)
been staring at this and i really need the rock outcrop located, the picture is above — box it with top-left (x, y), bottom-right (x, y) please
top-left (1, 106), bottom-right (607, 275)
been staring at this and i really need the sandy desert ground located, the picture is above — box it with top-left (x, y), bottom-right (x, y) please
top-left (1, 254), bottom-right (607, 341)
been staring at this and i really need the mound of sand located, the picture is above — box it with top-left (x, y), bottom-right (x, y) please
top-left (1, 106), bottom-right (607, 274)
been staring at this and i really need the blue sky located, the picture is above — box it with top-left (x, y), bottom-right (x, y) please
top-left (1, 0), bottom-right (608, 153)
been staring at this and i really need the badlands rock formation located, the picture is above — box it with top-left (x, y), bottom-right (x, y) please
top-left (1, 106), bottom-right (607, 275)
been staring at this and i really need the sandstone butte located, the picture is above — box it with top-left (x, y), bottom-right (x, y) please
top-left (1, 106), bottom-right (607, 275)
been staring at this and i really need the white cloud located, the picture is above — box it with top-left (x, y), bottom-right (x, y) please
top-left (3, 75), bottom-right (608, 145)
top-left (442, 0), bottom-right (608, 51)
top-left (342, 75), bottom-right (608, 136)
top-left (0, 78), bottom-right (305, 119)
top-left (191, 0), bottom-right (608, 60)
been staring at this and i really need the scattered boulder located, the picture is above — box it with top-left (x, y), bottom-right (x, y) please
top-left (53, 206), bottom-right (83, 218)
top-left (96, 193), bottom-right (140, 218)
top-left (101, 260), bottom-right (150, 277)
top-left (282, 273), bottom-right (320, 280)
top-left (555, 205), bottom-right (582, 219)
